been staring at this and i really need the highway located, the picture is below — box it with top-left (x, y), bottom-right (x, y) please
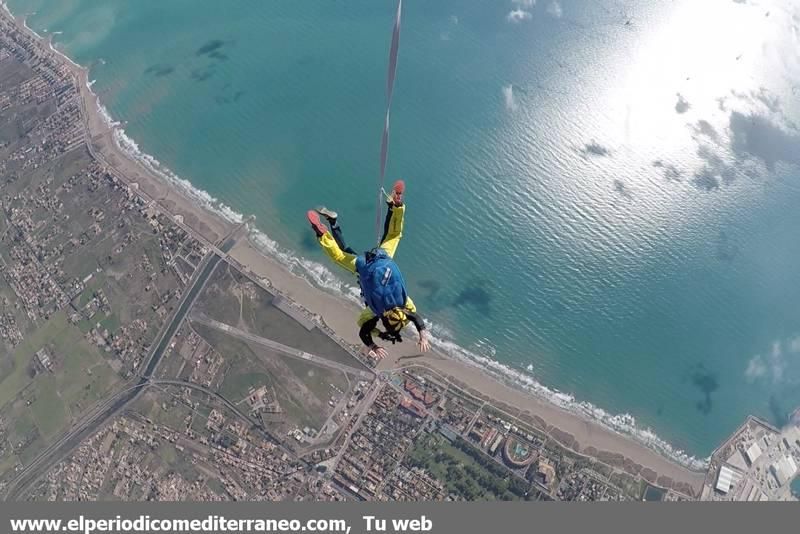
top-left (189, 314), bottom-right (375, 380)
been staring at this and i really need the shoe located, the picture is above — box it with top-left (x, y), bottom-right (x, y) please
top-left (306, 210), bottom-right (328, 237)
top-left (314, 206), bottom-right (338, 223)
top-left (389, 179), bottom-right (404, 206)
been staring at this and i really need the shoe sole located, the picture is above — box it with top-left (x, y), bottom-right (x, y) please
top-left (315, 207), bottom-right (338, 220)
top-left (306, 210), bottom-right (328, 236)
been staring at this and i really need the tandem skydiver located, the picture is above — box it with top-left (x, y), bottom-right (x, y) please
top-left (306, 180), bottom-right (430, 360)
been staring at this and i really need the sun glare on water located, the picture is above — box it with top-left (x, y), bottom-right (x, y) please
top-left (608, 0), bottom-right (776, 152)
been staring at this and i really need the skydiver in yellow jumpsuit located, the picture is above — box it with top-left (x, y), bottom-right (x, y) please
top-left (306, 180), bottom-right (430, 360)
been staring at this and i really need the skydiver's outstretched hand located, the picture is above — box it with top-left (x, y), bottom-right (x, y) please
top-left (368, 345), bottom-right (388, 360)
top-left (418, 330), bottom-right (430, 353)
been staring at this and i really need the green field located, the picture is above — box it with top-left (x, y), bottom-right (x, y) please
top-left (219, 370), bottom-right (272, 403)
top-left (29, 376), bottom-right (69, 439)
top-left (0, 311), bottom-right (120, 463)
top-left (99, 313), bottom-right (121, 334)
top-left (194, 264), bottom-right (243, 326)
top-left (196, 323), bottom-right (334, 430)
top-left (76, 275), bottom-right (106, 307)
top-left (206, 476), bottom-right (227, 496)
top-left (135, 389), bottom-right (193, 431)
top-left (0, 313), bottom-right (71, 409)
top-left (406, 433), bottom-right (531, 501)
top-left (8, 410), bottom-right (43, 465)
top-left (158, 442), bottom-right (179, 465)
top-left (0, 443), bottom-right (19, 475)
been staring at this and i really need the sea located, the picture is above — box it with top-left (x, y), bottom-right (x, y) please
top-left (7, 0), bottom-right (800, 466)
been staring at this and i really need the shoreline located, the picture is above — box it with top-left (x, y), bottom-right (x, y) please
top-left (2, 3), bottom-right (707, 493)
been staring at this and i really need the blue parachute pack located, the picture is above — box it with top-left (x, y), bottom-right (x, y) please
top-left (355, 248), bottom-right (408, 317)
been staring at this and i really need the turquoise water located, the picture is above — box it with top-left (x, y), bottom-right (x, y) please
top-left (10, 0), bottom-right (800, 460)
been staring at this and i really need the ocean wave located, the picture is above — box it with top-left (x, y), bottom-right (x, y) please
top-left (29, 2), bottom-right (711, 473)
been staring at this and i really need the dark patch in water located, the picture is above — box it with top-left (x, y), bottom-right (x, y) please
top-left (453, 280), bottom-right (492, 315)
top-left (613, 180), bottom-right (631, 198)
top-left (656, 406), bottom-right (664, 416)
top-left (580, 141), bottom-right (611, 157)
top-left (300, 232), bottom-right (318, 253)
top-left (190, 68), bottom-right (214, 82)
top-left (417, 279), bottom-right (441, 299)
top-left (196, 39), bottom-right (225, 56)
top-left (729, 111), bottom-right (800, 170)
top-left (144, 64), bottom-right (174, 77)
top-left (692, 168), bottom-right (720, 191)
top-left (690, 364), bottom-right (718, 415)
top-left (692, 120), bottom-right (720, 143)
top-left (209, 50), bottom-right (229, 61)
top-left (692, 145), bottom-right (737, 190)
top-left (715, 230), bottom-right (739, 262)
top-left (675, 93), bottom-right (690, 114)
top-left (215, 90), bottom-right (246, 106)
top-left (415, 279), bottom-right (450, 312)
top-left (652, 160), bottom-right (682, 181)
top-left (768, 395), bottom-right (788, 427)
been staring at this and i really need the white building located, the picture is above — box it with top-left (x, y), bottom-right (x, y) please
top-left (745, 442), bottom-right (762, 465)
top-left (770, 455), bottom-right (798, 487)
top-left (715, 465), bottom-right (741, 494)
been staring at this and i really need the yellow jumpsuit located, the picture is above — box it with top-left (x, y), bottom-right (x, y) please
top-left (316, 204), bottom-right (416, 328)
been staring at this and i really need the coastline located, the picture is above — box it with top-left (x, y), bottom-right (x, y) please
top-left (2, 3), bottom-right (706, 493)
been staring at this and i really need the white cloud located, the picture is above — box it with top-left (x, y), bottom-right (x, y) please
top-left (546, 1), bottom-right (563, 18)
top-left (511, 0), bottom-right (536, 6)
top-left (502, 84), bottom-right (518, 111)
top-left (745, 355), bottom-right (767, 381)
top-left (506, 8), bottom-right (532, 23)
top-left (770, 341), bottom-right (785, 382)
top-left (745, 339), bottom-right (795, 383)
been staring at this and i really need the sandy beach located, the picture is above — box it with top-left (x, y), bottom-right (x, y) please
top-left (8, 6), bottom-right (706, 495)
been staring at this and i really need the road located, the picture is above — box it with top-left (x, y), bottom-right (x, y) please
top-left (189, 314), bottom-right (375, 380)
top-left (330, 380), bottom-right (384, 469)
top-left (3, 252), bottom-right (222, 501)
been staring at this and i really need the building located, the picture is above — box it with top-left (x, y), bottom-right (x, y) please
top-left (534, 458), bottom-right (557, 491)
top-left (745, 442), bottom-right (762, 465)
top-left (480, 427), bottom-right (497, 449)
top-left (35, 348), bottom-right (52, 371)
top-left (502, 436), bottom-right (537, 468)
top-left (399, 397), bottom-right (425, 418)
top-left (715, 465), bottom-right (741, 494)
top-left (770, 456), bottom-right (798, 487)
top-left (489, 433), bottom-right (504, 455)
